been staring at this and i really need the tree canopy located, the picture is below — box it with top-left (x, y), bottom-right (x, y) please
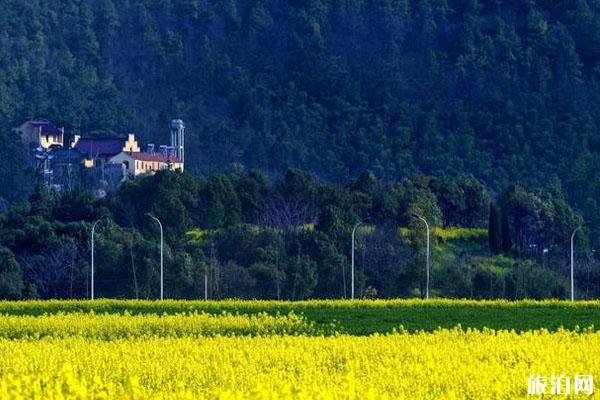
top-left (0, 169), bottom-right (594, 300)
top-left (2, 0), bottom-right (600, 231)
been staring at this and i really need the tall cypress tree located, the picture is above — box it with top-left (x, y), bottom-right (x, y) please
top-left (488, 203), bottom-right (502, 254)
top-left (501, 210), bottom-right (512, 253)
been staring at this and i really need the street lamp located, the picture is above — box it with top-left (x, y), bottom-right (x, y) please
top-left (412, 213), bottom-right (430, 299)
top-left (351, 218), bottom-right (369, 300)
top-left (146, 213), bottom-right (164, 300)
top-left (90, 215), bottom-right (109, 300)
top-left (204, 270), bottom-right (208, 301)
top-left (570, 226), bottom-right (582, 302)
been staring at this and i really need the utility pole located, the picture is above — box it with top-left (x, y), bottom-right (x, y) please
top-left (90, 216), bottom-right (109, 300)
top-left (204, 271), bottom-right (208, 301)
top-left (570, 226), bottom-right (582, 301)
top-left (146, 213), bottom-right (164, 300)
top-left (351, 219), bottom-right (368, 300)
top-left (412, 213), bottom-right (430, 299)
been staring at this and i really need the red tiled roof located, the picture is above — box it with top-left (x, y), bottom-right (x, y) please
top-left (74, 138), bottom-right (127, 157)
top-left (131, 152), bottom-right (182, 163)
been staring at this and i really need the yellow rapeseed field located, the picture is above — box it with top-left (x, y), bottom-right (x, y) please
top-left (0, 327), bottom-right (598, 399)
top-left (0, 311), bottom-right (322, 339)
top-left (0, 301), bottom-right (597, 399)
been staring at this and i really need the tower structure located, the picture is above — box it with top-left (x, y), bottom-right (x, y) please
top-left (170, 119), bottom-right (185, 164)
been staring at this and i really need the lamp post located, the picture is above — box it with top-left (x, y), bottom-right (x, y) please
top-left (570, 226), bottom-right (582, 302)
top-left (204, 272), bottom-right (208, 301)
top-left (412, 213), bottom-right (430, 299)
top-left (351, 219), bottom-right (368, 300)
top-left (90, 215), bottom-right (109, 300)
top-left (146, 213), bottom-right (164, 300)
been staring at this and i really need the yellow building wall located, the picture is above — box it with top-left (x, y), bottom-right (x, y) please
top-left (123, 134), bottom-right (141, 153)
top-left (39, 132), bottom-right (64, 149)
top-left (170, 162), bottom-right (184, 172)
top-left (109, 153), bottom-right (136, 176)
top-left (134, 160), bottom-right (183, 175)
top-left (110, 152), bottom-right (183, 177)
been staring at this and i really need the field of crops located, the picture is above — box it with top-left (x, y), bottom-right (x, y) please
top-left (0, 299), bottom-right (598, 399)
top-left (2, 298), bottom-right (599, 333)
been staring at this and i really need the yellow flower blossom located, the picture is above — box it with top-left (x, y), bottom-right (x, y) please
top-left (0, 328), bottom-right (597, 399)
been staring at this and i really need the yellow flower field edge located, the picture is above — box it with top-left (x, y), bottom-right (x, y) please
top-left (3, 298), bottom-right (600, 313)
top-left (0, 328), bottom-right (596, 399)
top-left (0, 311), bottom-right (328, 339)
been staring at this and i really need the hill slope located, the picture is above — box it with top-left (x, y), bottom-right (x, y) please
top-left (2, 0), bottom-right (600, 220)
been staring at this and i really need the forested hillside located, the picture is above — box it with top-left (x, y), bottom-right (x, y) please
top-left (2, 0), bottom-right (600, 222)
top-left (0, 170), bottom-right (591, 300)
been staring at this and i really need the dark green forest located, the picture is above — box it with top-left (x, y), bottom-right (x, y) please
top-left (0, 169), bottom-right (594, 300)
top-left (1, 0), bottom-right (600, 298)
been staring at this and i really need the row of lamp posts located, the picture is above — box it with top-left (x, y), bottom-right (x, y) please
top-left (352, 215), bottom-right (584, 302)
top-left (92, 212), bottom-right (584, 302)
top-left (90, 213), bottom-right (163, 300)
